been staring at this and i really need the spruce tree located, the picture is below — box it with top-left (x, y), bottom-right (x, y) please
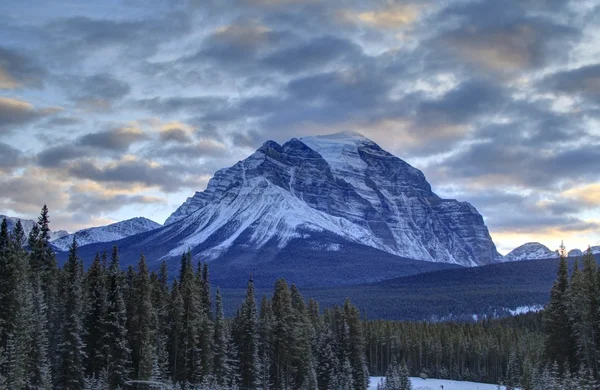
top-left (175, 251), bottom-right (203, 383)
top-left (103, 246), bottom-right (131, 388)
top-left (84, 252), bottom-right (108, 377)
top-left (238, 277), bottom-right (260, 390)
top-left (271, 279), bottom-right (294, 390)
top-left (213, 288), bottom-right (229, 388)
top-left (151, 261), bottom-right (170, 381)
top-left (29, 274), bottom-right (52, 389)
top-left (131, 254), bottom-right (156, 380)
top-left (57, 237), bottom-right (86, 390)
top-left (543, 251), bottom-right (573, 370)
top-left (258, 296), bottom-right (274, 390)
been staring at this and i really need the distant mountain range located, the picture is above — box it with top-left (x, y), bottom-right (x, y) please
top-left (50, 217), bottom-right (162, 251)
top-left (1, 215), bottom-right (161, 251)
top-left (504, 242), bottom-right (600, 262)
top-left (1, 214), bottom-right (69, 241)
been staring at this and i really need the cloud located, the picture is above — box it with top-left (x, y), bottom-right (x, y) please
top-left (0, 96), bottom-right (61, 134)
top-left (160, 127), bottom-right (193, 143)
top-left (37, 144), bottom-right (88, 168)
top-left (0, 141), bottom-right (26, 172)
top-left (434, 1), bottom-right (579, 74)
top-left (134, 96), bottom-right (227, 115)
top-left (0, 46), bottom-right (46, 89)
top-left (341, 4), bottom-right (422, 29)
top-left (0, 168), bottom-right (70, 214)
top-left (262, 35), bottom-right (363, 73)
top-left (562, 183), bottom-right (600, 206)
top-left (68, 158), bottom-right (189, 192)
top-left (67, 191), bottom-right (166, 215)
top-left (66, 73), bottom-right (131, 111)
top-left (542, 63), bottom-right (600, 100)
top-left (78, 126), bottom-right (147, 151)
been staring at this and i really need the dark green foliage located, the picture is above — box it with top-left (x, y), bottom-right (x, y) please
top-left (543, 252), bottom-right (575, 370)
top-left (57, 237), bottom-right (86, 390)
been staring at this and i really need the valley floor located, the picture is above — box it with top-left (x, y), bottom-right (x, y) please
top-left (369, 377), bottom-right (511, 390)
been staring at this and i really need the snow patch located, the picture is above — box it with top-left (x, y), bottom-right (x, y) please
top-left (369, 377), bottom-right (512, 390)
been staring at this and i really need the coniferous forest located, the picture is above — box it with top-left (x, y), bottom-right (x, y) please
top-left (1, 207), bottom-right (600, 390)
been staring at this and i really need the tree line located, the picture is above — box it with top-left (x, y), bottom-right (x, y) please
top-left (0, 206), bottom-right (368, 389)
top-left (363, 244), bottom-right (600, 390)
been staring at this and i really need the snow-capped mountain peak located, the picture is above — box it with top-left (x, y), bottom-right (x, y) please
top-left (161, 133), bottom-right (501, 267)
top-left (504, 242), bottom-right (559, 261)
top-left (1, 214), bottom-right (68, 241)
top-left (51, 217), bottom-right (161, 251)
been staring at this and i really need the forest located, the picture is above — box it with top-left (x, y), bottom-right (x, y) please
top-left (1, 206), bottom-right (599, 390)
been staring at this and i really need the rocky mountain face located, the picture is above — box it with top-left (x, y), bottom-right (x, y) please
top-left (161, 132), bottom-right (501, 267)
top-left (504, 242), bottom-right (559, 261)
top-left (1, 214), bottom-right (69, 241)
top-left (51, 217), bottom-right (161, 251)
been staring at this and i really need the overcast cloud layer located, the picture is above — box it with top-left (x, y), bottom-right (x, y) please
top-left (0, 0), bottom-right (599, 254)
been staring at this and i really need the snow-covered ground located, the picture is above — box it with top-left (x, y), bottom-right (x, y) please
top-left (369, 376), bottom-right (511, 390)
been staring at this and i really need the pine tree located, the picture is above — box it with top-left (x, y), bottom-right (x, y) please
top-left (197, 262), bottom-right (214, 382)
top-left (505, 348), bottom-right (520, 390)
top-left (103, 246), bottom-right (131, 388)
top-left (131, 254), bottom-right (156, 380)
top-left (344, 299), bottom-right (369, 390)
top-left (85, 252), bottom-right (108, 377)
top-left (271, 279), bottom-right (294, 390)
top-left (290, 284), bottom-right (316, 390)
top-left (57, 237), bottom-right (86, 390)
top-left (316, 327), bottom-right (340, 390)
top-left (28, 274), bottom-right (52, 389)
top-left (543, 250), bottom-right (573, 370)
top-left (213, 288), bottom-right (229, 388)
top-left (258, 296), bottom-right (274, 390)
top-left (238, 277), bottom-right (260, 390)
top-left (3, 220), bottom-right (36, 389)
top-left (178, 251), bottom-right (203, 384)
top-left (151, 261), bottom-right (170, 381)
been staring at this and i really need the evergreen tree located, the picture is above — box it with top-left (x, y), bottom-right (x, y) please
top-left (57, 237), bottom-right (86, 390)
top-left (85, 252), bottom-right (108, 377)
top-left (543, 250), bottom-right (573, 370)
top-left (344, 299), bottom-right (369, 390)
top-left (258, 296), bottom-right (274, 390)
top-left (271, 279), bottom-right (294, 390)
top-left (103, 246), bottom-right (131, 388)
top-left (213, 288), bottom-right (229, 388)
top-left (151, 261), bottom-right (170, 381)
top-left (290, 284), bottom-right (316, 390)
top-left (131, 254), bottom-right (156, 380)
top-left (29, 274), bottom-right (52, 389)
top-left (238, 277), bottom-right (259, 390)
top-left (175, 251), bottom-right (203, 383)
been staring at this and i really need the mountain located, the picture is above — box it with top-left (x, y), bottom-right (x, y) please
top-left (1, 214), bottom-right (69, 241)
top-left (51, 217), bottom-right (162, 251)
top-left (60, 132), bottom-right (501, 287)
top-left (504, 242), bottom-right (559, 261)
top-left (568, 249), bottom-right (583, 257)
top-left (165, 132), bottom-right (501, 265)
top-left (568, 246), bottom-right (600, 257)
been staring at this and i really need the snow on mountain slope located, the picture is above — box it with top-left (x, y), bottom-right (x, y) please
top-left (163, 132), bottom-right (501, 266)
top-left (569, 249), bottom-right (583, 257)
top-left (569, 246), bottom-right (600, 256)
top-left (1, 214), bottom-right (68, 241)
top-left (51, 217), bottom-right (161, 251)
top-left (504, 242), bottom-right (559, 261)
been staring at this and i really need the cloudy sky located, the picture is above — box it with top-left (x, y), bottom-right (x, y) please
top-left (0, 0), bottom-right (599, 254)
